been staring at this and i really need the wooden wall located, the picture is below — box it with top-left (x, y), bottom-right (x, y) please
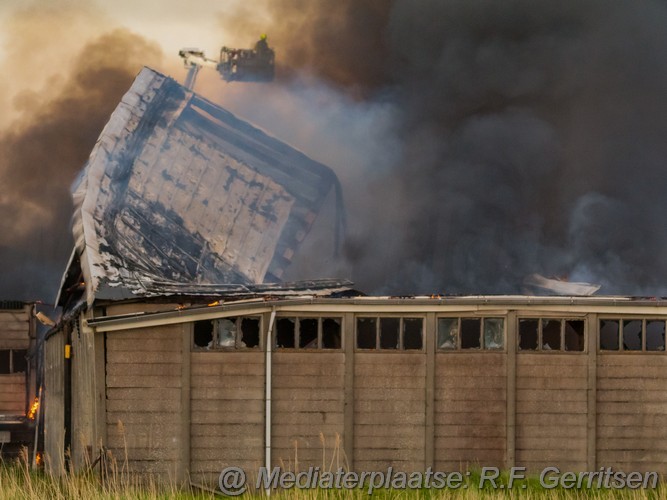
top-left (272, 352), bottom-right (345, 470)
top-left (0, 374), bottom-right (25, 414)
top-left (354, 353), bottom-right (425, 472)
top-left (105, 324), bottom-right (184, 481)
top-left (597, 354), bottom-right (667, 472)
top-left (515, 355), bottom-right (588, 471)
top-left (435, 353), bottom-right (507, 470)
top-left (55, 306), bottom-right (667, 484)
top-left (0, 308), bottom-right (31, 415)
top-left (0, 308), bottom-right (31, 350)
top-left (189, 351), bottom-right (264, 485)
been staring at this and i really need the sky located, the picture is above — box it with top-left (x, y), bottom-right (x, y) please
top-left (3, 0), bottom-right (667, 301)
top-left (0, 0), bottom-right (246, 121)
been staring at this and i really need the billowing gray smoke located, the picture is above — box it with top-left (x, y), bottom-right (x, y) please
top-left (247, 0), bottom-right (667, 295)
top-left (0, 26), bottom-right (162, 301)
top-left (4, 1), bottom-right (667, 300)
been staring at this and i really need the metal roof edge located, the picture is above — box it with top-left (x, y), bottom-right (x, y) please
top-left (84, 294), bottom-right (667, 333)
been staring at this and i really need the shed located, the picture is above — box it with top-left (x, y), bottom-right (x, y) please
top-left (0, 301), bottom-right (39, 458)
top-left (44, 294), bottom-right (667, 486)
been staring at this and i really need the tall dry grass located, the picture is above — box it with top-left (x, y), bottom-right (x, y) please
top-left (0, 439), bottom-right (662, 499)
top-left (0, 447), bottom-right (215, 500)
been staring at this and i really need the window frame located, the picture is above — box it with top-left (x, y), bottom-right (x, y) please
top-left (355, 315), bottom-right (425, 352)
top-left (598, 317), bottom-right (667, 353)
top-left (274, 315), bottom-right (344, 351)
top-left (0, 348), bottom-right (28, 374)
top-left (516, 316), bottom-right (587, 354)
top-left (191, 315), bottom-right (263, 351)
top-left (436, 316), bottom-right (506, 352)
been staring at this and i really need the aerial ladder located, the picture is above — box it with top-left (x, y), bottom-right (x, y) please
top-left (179, 35), bottom-right (275, 90)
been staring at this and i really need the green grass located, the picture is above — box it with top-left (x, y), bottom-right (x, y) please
top-left (0, 451), bottom-right (662, 499)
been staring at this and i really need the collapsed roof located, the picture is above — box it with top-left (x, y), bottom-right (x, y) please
top-left (62, 67), bottom-right (345, 306)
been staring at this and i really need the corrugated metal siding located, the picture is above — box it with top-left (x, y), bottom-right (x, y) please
top-left (44, 331), bottom-right (65, 474)
top-left (70, 318), bottom-right (98, 468)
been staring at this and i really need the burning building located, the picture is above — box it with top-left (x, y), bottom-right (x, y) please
top-left (0, 301), bottom-right (40, 458)
top-left (44, 68), bottom-right (667, 486)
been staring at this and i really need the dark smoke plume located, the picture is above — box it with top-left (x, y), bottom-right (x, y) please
top-left (0, 27), bottom-right (162, 301)
top-left (244, 0), bottom-right (667, 295)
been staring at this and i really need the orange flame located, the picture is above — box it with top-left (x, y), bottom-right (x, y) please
top-left (27, 397), bottom-right (39, 420)
top-left (207, 301), bottom-right (220, 307)
top-left (35, 452), bottom-right (42, 466)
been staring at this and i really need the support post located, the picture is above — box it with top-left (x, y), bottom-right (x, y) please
top-left (506, 311), bottom-right (517, 468)
top-left (343, 313), bottom-right (355, 470)
top-left (424, 313), bottom-right (435, 470)
top-left (179, 323), bottom-right (192, 485)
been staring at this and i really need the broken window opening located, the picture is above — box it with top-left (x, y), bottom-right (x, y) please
top-left (0, 349), bottom-right (25, 374)
top-left (0, 350), bottom-right (10, 375)
top-left (541, 319), bottom-right (562, 351)
top-left (437, 318), bottom-right (458, 349)
top-left (564, 320), bottom-right (585, 352)
top-left (646, 320), bottom-right (665, 351)
top-left (322, 318), bottom-right (342, 349)
top-left (519, 318), bottom-right (585, 352)
top-left (622, 319), bottom-right (642, 351)
top-left (599, 319), bottom-right (620, 350)
top-left (274, 316), bottom-right (343, 350)
top-left (193, 320), bottom-right (214, 348)
top-left (380, 318), bottom-right (400, 349)
top-left (299, 318), bottom-right (319, 348)
top-left (11, 350), bottom-right (27, 374)
top-left (193, 316), bottom-right (261, 350)
top-left (600, 318), bottom-right (667, 352)
top-left (519, 319), bottom-right (539, 351)
top-left (240, 317), bottom-right (260, 348)
top-left (461, 318), bottom-right (481, 349)
top-left (357, 318), bottom-right (377, 349)
top-left (276, 318), bottom-right (296, 348)
top-left (357, 316), bottom-right (425, 350)
top-left (216, 318), bottom-right (237, 347)
top-left (483, 318), bottom-right (504, 349)
top-left (403, 318), bottom-right (423, 350)
top-left (437, 317), bottom-right (504, 350)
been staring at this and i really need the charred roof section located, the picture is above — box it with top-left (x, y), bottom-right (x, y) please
top-left (65, 67), bottom-right (342, 306)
